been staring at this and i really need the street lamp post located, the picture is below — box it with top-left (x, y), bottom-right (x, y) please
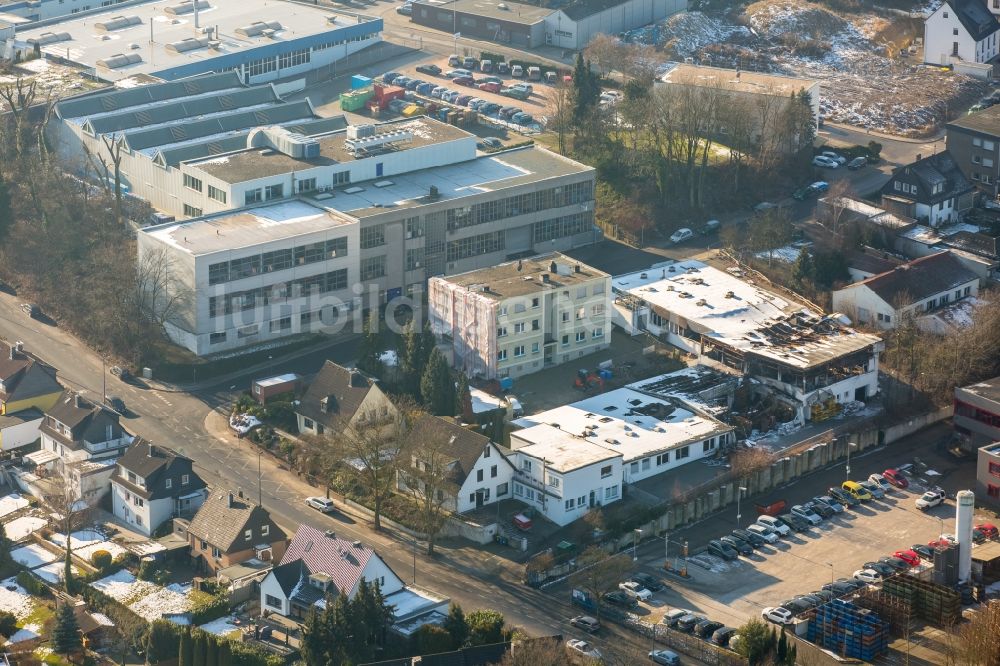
top-left (845, 441), bottom-right (857, 481)
top-left (736, 486), bottom-right (748, 529)
top-left (633, 528), bottom-right (642, 562)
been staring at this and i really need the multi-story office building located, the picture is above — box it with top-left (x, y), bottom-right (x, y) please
top-left (955, 376), bottom-right (1000, 447)
top-left (428, 253), bottom-right (610, 379)
top-left (5, 0), bottom-right (381, 84)
top-left (137, 126), bottom-right (597, 356)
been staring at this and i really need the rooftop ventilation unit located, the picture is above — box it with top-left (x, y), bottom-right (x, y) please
top-left (344, 127), bottom-right (414, 156)
top-left (261, 29), bottom-right (278, 39)
top-left (166, 37), bottom-right (211, 53)
top-left (235, 21), bottom-right (282, 37)
top-left (27, 31), bottom-right (71, 46)
top-left (96, 52), bottom-right (142, 69)
top-left (94, 15), bottom-right (142, 32)
top-left (246, 126), bottom-right (321, 159)
top-left (163, 0), bottom-right (210, 15)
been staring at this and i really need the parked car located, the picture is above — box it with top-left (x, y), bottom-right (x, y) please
top-left (669, 228), bottom-right (694, 244)
top-left (756, 515), bottom-right (791, 537)
top-left (707, 540), bottom-right (739, 561)
top-left (430, 86), bottom-right (447, 98)
top-left (452, 76), bottom-right (475, 87)
top-left (455, 94), bottom-right (472, 106)
top-left (105, 396), bottom-right (126, 414)
top-left (381, 71), bottom-right (401, 83)
top-left (810, 589), bottom-right (835, 602)
top-left (462, 56), bottom-right (478, 69)
top-left (405, 79), bottom-right (423, 91)
top-left (911, 544), bottom-right (934, 560)
top-left (863, 561), bottom-right (897, 576)
top-left (860, 480), bottom-right (885, 499)
top-left (868, 473), bottom-right (893, 492)
top-left (416, 82), bottom-right (436, 95)
top-left (813, 496), bottom-right (845, 513)
top-left (916, 488), bottom-right (946, 510)
top-left (792, 185), bottom-right (812, 201)
top-left (893, 549), bottom-right (921, 567)
top-left (720, 535), bottom-right (753, 556)
top-left (809, 180), bottom-right (830, 194)
top-left (110, 365), bottom-right (132, 381)
top-left (842, 481), bottom-right (873, 501)
top-left (808, 502), bottom-right (835, 519)
top-left (777, 513), bottom-right (809, 532)
top-left (515, 113), bottom-right (534, 125)
top-left (976, 522), bottom-right (999, 540)
top-left (570, 616), bottom-right (601, 633)
top-left (480, 102), bottom-right (501, 114)
top-left (883, 468), bottom-right (909, 488)
top-left (416, 64), bottom-right (442, 76)
top-left (511, 64), bottom-right (524, 78)
top-left (396, 3), bottom-right (412, 15)
top-left (480, 59), bottom-right (493, 73)
top-left (391, 76), bottom-right (411, 87)
top-left (661, 608), bottom-right (690, 627)
top-left (305, 496), bottom-right (335, 513)
top-left (761, 607), bottom-right (794, 625)
top-left (840, 578), bottom-right (867, 591)
top-left (821, 150), bottom-right (847, 164)
top-left (712, 626), bottom-right (737, 647)
top-left (497, 62), bottom-right (510, 75)
top-left (629, 573), bottom-right (666, 592)
top-left (20, 303), bottom-right (39, 318)
top-left (649, 649), bottom-right (680, 665)
top-left (828, 487), bottom-right (859, 507)
top-left (619, 581), bottom-right (653, 601)
top-left (448, 54), bottom-right (461, 66)
top-left (791, 504), bottom-right (822, 525)
top-left (848, 156), bottom-right (867, 170)
top-left (566, 639), bottom-right (601, 661)
top-left (746, 524), bottom-right (779, 543)
top-left (822, 580), bottom-right (856, 595)
top-left (445, 69), bottom-right (472, 79)
top-left (853, 569), bottom-right (883, 584)
top-left (478, 137), bottom-right (503, 149)
top-left (695, 619), bottom-right (724, 638)
top-left (812, 155), bottom-right (840, 169)
top-left (700, 219), bottom-right (721, 235)
top-left (675, 614), bottom-right (704, 633)
top-left (602, 590), bottom-right (637, 608)
top-left (878, 556), bottom-right (911, 571)
top-left (478, 81), bottom-right (501, 93)
top-left (731, 529), bottom-right (765, 548)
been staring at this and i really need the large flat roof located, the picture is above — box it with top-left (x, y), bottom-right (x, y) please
top-left (513, 424), bottom-right (622, 473)
top-left (947, 104), bottom-right (1000, 136)
top-left (438, 252), bottom-right (607, 300)
top-left (412, 0), bottom-right (550, 24)
top-left (141, 199), bottom-right (354, 256)
top-left (958, 376), bottom-right (1000, 404)
top-left (627, 366), bottom-right (737, 416)
top-left (15, 0), bottom-right (378, 81)
top-left (614, 261), bottom-right (881, 369)
top-left (513, 387), bottom-right (732, 465)
top-left (660, 63), bottom-right (819, 96)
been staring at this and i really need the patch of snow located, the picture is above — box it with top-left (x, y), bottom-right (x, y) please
top-left (379, 350), bottom-right (398, 367)
top-left (11, 543), bottom-right (59, 569)
top-left (49, 529), bottom-right (105, 549)
top-left (653, 11), bottom-right (751, 57)
top-left (91, 571), bottom-right (194, 622)
top-left (937, 222), bottom-right (983, 236)
top-left (127, 541), bottom-right (167, 556)
top-left (754, 245), bottom-right (804, 263)
top-left (0, 493), bottom-right (29, 519)
top-left (2, 516), bottom-right (47, 541)
top-left (75, 540), bottom-right (129, 561)
top-left (230, 413), bottom-right (261, 435)
top-left (91, 612), bottom-right (115, 627)
top-left (4, 623), bottom-right (40, 645)
top-left (198, 615), bottom-right (242, 637)
top-left (0, 577), bottom-right (34, 619)
top-left (16, 58), bottom-right (50, 74)
top-left (34, 561), bottom-right (81, 584)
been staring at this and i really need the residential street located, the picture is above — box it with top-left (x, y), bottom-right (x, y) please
top-left (0, 291), bottom-right (672, 662)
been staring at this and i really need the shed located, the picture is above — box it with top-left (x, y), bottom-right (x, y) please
top-left (252, 374), bottom-right (300, 404)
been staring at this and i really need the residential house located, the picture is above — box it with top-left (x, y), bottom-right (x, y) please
top-left (924, 0), bottom-right (1000, 65)
top-left (976, 441), bottom-right (1000, 501)
top-left (38, 391), bottom-right (134, 502)
top-left (831, 252), bottom-right (980, 331)
top-left (612, 261), bottom-right (883, 423)
top-left (110, 440), bottom-right (207, 537)
top-left (180, 490), bottom-right (287, 574)
top-left (260, 525), bottom-right (404, 618)
top-left (0, 341), bottom-right (62, 415)
top-left (295, 362), bottom-right (397, 436)
top-left (397, 415), bottom-right (515, 514)
top-left (429, 253), bottom-right (611, 380)
top-left (880, 152), bottom-right (975, 227)
top-left (954, 376), bottom-right (1000, 448)
top-left (946, 105), bottom-right (1000, 198)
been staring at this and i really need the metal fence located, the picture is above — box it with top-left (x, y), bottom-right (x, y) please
top-left (607, 612), bottom-right (748, 666)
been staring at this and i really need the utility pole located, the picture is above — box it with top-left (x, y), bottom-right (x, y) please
top-left (258, 449), bottom-right (263, 508)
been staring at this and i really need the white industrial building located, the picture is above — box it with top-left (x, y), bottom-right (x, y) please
top-left (612, 261), bottom-right (883, 424)
top-left (0, 0), bottom-right (129, 23)
top-left (3, 0), bottom-right (382, 84)
top-left (136, 117), bottom-right (597, 356)
top-left (428, 253), bottom-right (611, 380)
top-left (542, 0), bottom-right (686, 50)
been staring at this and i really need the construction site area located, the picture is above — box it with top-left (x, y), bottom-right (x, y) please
top-left (622, 0), bottom-right (990, 136)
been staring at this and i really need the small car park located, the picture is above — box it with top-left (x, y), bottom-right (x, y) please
top-left (649, 649), bottom-right (680, 665)
top-left (812, 155), bottom-right (840, 169)
top-left (761, 607), bottom-right (794, 625)
top-left (305, 496), bottom-right (335, 513)
top-left (669, 228), bottom-right (694, 244)
top-left (619, 581), bottom-right (653, 601)
top-left (916, 488), bottom-right (946, 510)
top-left (569, 616), bottom-right (600, 633)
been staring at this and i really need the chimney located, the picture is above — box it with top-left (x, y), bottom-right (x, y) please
top-left (517, 259), bottom-right (523, 272)
top-left (228, 492), bottom-right (235, 508)
top-left (74, 394), bottom-right (85, 409)
top-left (542, 273), bottom-right (550, 283)
top-left (7, 345), bottom-right (12, 361)
top-left (549, 260), bottom-right (557, 274)
top-left (193, 0), bottom-right (200, 29)
top-left (574, 263), bottom-right (581, 273)
top-left (147, 442), bottom-right (153, 457)
top-left (238, 489), bottom-right (244, 499)
top-left (352, 540), bottom-right (363, 549)
top-left (14, 341), bottom-right (22, 354)
top-left (915, 154), bottom-right (921, 161)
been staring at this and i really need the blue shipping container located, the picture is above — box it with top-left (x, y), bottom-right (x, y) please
top-left (351, 75), bottom-right (373, 89)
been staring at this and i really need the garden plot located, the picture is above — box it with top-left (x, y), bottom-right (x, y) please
top-left (33, 561), bottom-right (81, 585)
top-left (49, 529), bottom-right (105, 549)
top-left (11, 543), bottom-right (59, 569)
top-left (198, 616), bottom-right (242, 638)
top-left (0, 493), bottom-right (29, 519)
top-left (91, 570), bottom-right (193, 622)
top-left (74, 540), bottom-right (129, 561)
top-left (2, 516), bottom-right (47, 541)
top-left (0, 577), bottom-right (35, 620)
top-left (4, 623), bottom-right (40, 645)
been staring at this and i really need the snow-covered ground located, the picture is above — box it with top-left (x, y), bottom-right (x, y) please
top-left (198, 615), bottom-right (243, 637)
top-left (91, 570), bottom-right (193, 622)
top-left (75, 540), bottom-right (129, 561)
top-left (2, 516), bottom-right (47, 541)
top-left (754, 245), bottom-right (805, 263)
top-left (34, 561), bottom-right (81, 585)
top-left (0, 493), bottom-right (29, 519)
top-left (4, 623), bottom-right (40, 645)
top-left (49, 529), bottom-right (105, 549)
top-left (0, 577), bottom-right (34, 619)
top-left (11, 543), bottom-right (59, 569)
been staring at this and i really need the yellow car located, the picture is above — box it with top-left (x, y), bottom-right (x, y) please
top-left (842, 480), bottom-right (873, 501)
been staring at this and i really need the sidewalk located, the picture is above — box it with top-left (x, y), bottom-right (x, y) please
top-left (822, 120), bottom-right (944, 144)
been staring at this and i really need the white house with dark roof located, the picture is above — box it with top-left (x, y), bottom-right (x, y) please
top-left (879, 151), bottom-right (976, 227)
top-left (831, 251), bottom-right (980, 332)
top-left (295, 361), bottom-right (397, 437)
top-left (110, 440), bottom-right (207, 536)
top-left (924, 0), bottom-right (1000, 65)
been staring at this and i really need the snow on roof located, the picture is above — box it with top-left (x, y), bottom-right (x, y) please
top-left (899, 224), bottom-right (942, 244)
top-left (614, 261), bottom-right (880, 369)
top-left (512, 424), bottom-right (623, 472)
top-left (469, 388), bottom-right (503, 414)
top-left (0, 493), bottom-right (29, 519)
top-left (384, 586), bottom-right (447, 621)
top-left (512, 387), bottom-right (732, 466)
top-left (254, 373), bottom-right (299, 388)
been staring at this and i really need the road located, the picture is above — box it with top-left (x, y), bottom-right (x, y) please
top-left (0, 291), bottom-right (668, 663)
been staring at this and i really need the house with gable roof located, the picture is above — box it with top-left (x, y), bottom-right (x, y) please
top-left (924, 0), bottom-right (1000, 65)
top-left (180, 489), bottom-right (287, 574)
top-left (880, 151), bottom-right (976, 227)
top-left (295, 361), bottom-right (397, 437)
top-left (0, 340), bottom-right (62, 416)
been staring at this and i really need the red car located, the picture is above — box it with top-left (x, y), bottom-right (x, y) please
top-left (883, 469), bottom-right (908, 489)
top-left (928, 537), bottom-right (952, 548)
top-left (452, 76), bottom-right (476, 87)
top-left (975, 522), bottom-right (998, 540)
top-left (893, 549), bottom-right (921, 567)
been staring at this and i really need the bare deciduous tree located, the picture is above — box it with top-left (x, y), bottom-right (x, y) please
top-left (500, 636), bottom-right (571, 666)
top-left (397, 414), bottom-right (455, 555)
top-left (570, 546), bottom-right (632, 622)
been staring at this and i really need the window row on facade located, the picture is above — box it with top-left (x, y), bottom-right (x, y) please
top-left (446, 182), bottom-right (593, 231)
top-left (208, 237), bottom-right (349, 285)
top-left (208, 268), bottom-right (349, 316)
